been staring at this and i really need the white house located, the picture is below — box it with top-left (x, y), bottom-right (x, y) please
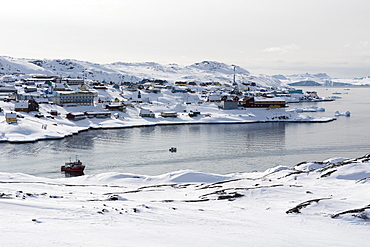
top-left (139, 109), bottom-right (155, 118)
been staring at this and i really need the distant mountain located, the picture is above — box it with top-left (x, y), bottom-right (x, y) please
top-left (0, 56), bottom-right (282, 88)
top-left (279, 73), bottom-right (331, 86)
top-left (288, 80), bottom-right (322, 86)
top-left (276, 72), bottom-right (370, 86)
top-left (272, 74), bottom-right (288, 80)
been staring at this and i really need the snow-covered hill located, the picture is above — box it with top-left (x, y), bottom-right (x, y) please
top-left (2, 56), bottom-right (369, 88)
top-left (0, 153), bottom-right (370, 246)
top-left (276, 72), bottom-right (370, 86)
top-left (0, 56), bottom-right (282, 87)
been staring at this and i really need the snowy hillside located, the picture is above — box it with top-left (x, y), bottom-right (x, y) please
top-left (0, 153), bottom-right (370, 246)
top-left (0, 56), bottom-right (49, 75)
top-left (0, 56), bottom-right (282, 87)
top-left (2, 56), bottom-right (369, 87)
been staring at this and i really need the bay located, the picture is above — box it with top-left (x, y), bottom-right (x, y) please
top-left (0, 86), bottom-right (369, 178)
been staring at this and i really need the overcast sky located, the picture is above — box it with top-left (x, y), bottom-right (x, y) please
top-left (1, 0), bottom-right (369, 78)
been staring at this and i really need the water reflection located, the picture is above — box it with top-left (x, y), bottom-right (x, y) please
top-left (0, 123), bottom-right (288, 178)
top-left (160, 125), bottom-right (183, 134)
top-left (187, 125), bottom-right (201, 134)
top-left (139, 126), bottom-right (156, 135)
top-left (62, 133), bottom-right (95, 150)
top-left (62, 171), bottom-right (84, 177)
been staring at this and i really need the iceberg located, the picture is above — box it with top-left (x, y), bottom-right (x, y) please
top-left (287, 106), bottom-right (325, 112)
top-left (334, 110), bottom-right (351, 117)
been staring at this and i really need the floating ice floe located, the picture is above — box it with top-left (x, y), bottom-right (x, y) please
top-left (327, 95), bottom-right (342, 99)
top-left (287, 106), bottom-right (325, 112)
top-left (320, 97), bottom-right (336, 101)
top-left (302, 106), bottom-right (325, 112)
top-left (334, 110), bottom-right (351, 117)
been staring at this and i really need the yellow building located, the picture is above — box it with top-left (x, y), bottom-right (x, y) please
top-left (5, 112), bottom-right (17, 123)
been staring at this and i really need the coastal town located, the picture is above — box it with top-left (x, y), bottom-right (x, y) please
top-left (2, 0), bottom-right (370, 245)
top-left (0, 69), bottom-right (337, 142)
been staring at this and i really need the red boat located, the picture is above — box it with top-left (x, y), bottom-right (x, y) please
top-left (61, 157), bottom-right (85, 172)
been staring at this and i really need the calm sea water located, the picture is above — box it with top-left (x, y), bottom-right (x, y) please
top-left (1, 87), bottom-right (369, 178)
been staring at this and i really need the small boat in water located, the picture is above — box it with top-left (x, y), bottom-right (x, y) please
top-left (61, 157), bottom-right (85, 172)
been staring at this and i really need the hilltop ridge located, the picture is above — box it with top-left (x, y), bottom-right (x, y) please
top-left (2, 56), bottom-right (370, 89)
top-left (0, 56), bottom-right (280, 88)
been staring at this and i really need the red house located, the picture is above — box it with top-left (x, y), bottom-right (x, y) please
top-left (239, 96), bottom-right (286, 108)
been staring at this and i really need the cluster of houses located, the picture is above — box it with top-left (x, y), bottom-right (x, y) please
top-left (66, 111), bottom-right (112, 120)
top-left (0, 73), bottom-right (321, 124)
top-left (0, 75), bottom-right (96, 105)
top-left (1, 75), bottom-right (102, 123)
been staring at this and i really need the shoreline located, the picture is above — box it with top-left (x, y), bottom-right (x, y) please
top-left (1, 116), bottom-right (336, 144)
